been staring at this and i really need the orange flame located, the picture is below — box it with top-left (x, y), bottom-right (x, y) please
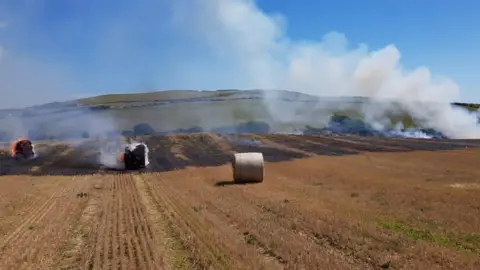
top-left (118, 152), bottom-right (125, 161)
top-left (11, 137), bottom-right (29, 157)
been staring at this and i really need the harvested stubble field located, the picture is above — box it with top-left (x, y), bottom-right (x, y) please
top-left (0, 133), bottom-right (480, 270)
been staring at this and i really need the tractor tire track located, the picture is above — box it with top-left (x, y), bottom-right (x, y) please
top-left (121, 174), bottom-right (150, 270)
top-left (116, 173), bottom-right (130, 270)
top-left (103, 176), bottom-right (115, 270)
top-left (57, 177), bottom-right (103, 270)
top-left (122, 173), bottom-right (148, 270)
top-left (134, 174), bottom-right (194, 269)
top-left (118, 174), bottom-right (137, 270)
top-left (88, 173), bottom-right (162, 270)
top-left (141, 173), bottom-right (283, 270)
top-left (126, 175), bottom-right (161, 269)
top-left (92, 176), bottom-right (113, 269)
top-left (149, 168), bottom-right (359, 269)
top-left (111, 178), bottom-right (120, 270)
top-left (143, 174), bottom-right (231, 269)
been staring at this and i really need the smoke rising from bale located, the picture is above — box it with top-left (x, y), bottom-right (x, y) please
top-left (0, 105), bottom-right (125, 169)
top-left (170, 0), bottom-right (480, 139)
top-left (99, 138), bottom-right (124, 169)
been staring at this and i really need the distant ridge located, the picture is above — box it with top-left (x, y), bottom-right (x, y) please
top-left (0, 89), bottom-right (478, 112)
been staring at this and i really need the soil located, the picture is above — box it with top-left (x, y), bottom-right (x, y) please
top-left (0, 134), bottom-right (479, 269)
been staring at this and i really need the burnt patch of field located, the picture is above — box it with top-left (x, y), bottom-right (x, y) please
top-left (171, 134), bottom-right (232, 167)
top-left (0, 143), bottom-right (83, 176)
top-left (351, 136), bottom-right (480, 151)
top-left (221, 134), bottom-right (309, 162)
top-left (266, 135), bottom-right (360, 156)
top-left (143, 135), bottom-right (179, 172)
top-left (142, 134), bottom-right (232, 172)
top-left (1, 140), bottom-right (126, 176)
top-left (268, 134), bottom-right (480, 155)
top-left (302, 135), bottom-right (408, 153)
top-left (2, 134), bottom-right (480, 177)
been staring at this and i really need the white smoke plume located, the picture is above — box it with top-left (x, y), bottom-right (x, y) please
top-left (0, 0), bottom-right (478, 141)
top-left (170, 0), bottom-right (480, 139)
top-left (99, 138), bottom-right (124, 169)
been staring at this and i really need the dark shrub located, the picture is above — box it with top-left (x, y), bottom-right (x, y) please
top-left (133, 123), bottom-right (156, 136)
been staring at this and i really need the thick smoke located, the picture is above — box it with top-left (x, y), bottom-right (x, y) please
top-left (99, 136), bottom-right (125, 169)
top-left (1, 0), bottom-right (478, 141)
top-left (0, 106), bottom-right (123, 166)
top-left (171, 0), bottom-right (480, 139)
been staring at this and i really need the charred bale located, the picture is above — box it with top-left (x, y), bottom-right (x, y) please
top-left (123, 144), bottom-right (147, 170)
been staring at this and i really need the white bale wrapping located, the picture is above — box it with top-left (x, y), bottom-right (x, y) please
top-left (231, 152), bottom-right (264, 183)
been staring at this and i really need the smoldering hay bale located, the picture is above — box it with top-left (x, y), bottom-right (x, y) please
top-left (231, 152), bottom-right (264, 183)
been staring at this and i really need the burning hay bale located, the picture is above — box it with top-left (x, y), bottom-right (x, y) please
top-left (100, 137), bottom-right (150, 170)
top-left (11, 137), bottom-right (37, 160)
top-left (231, 152), bottom-right (264, 183)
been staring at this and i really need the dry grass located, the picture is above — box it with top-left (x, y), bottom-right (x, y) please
top-left (0, 134), bottom-right (479, 269)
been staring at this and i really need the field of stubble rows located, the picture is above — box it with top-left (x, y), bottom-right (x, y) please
top-left (0, 133), bottom-right (479, 270)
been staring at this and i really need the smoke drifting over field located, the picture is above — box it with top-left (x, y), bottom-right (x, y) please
top-left (0, 17), bottom-right (121, 153)
top-left (171, 0), bottom-right (480, 139)
top-left (0, 0), bottom-right (479, 140)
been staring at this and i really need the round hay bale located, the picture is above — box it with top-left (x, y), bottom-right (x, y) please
top-left (231, 152), bottom-right (264, 183)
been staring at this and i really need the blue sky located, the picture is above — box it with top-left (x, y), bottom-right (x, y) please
top-left (259, 0), bottom-right (479, 98)
top-left (0, 0), bottom-right (479, 107)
